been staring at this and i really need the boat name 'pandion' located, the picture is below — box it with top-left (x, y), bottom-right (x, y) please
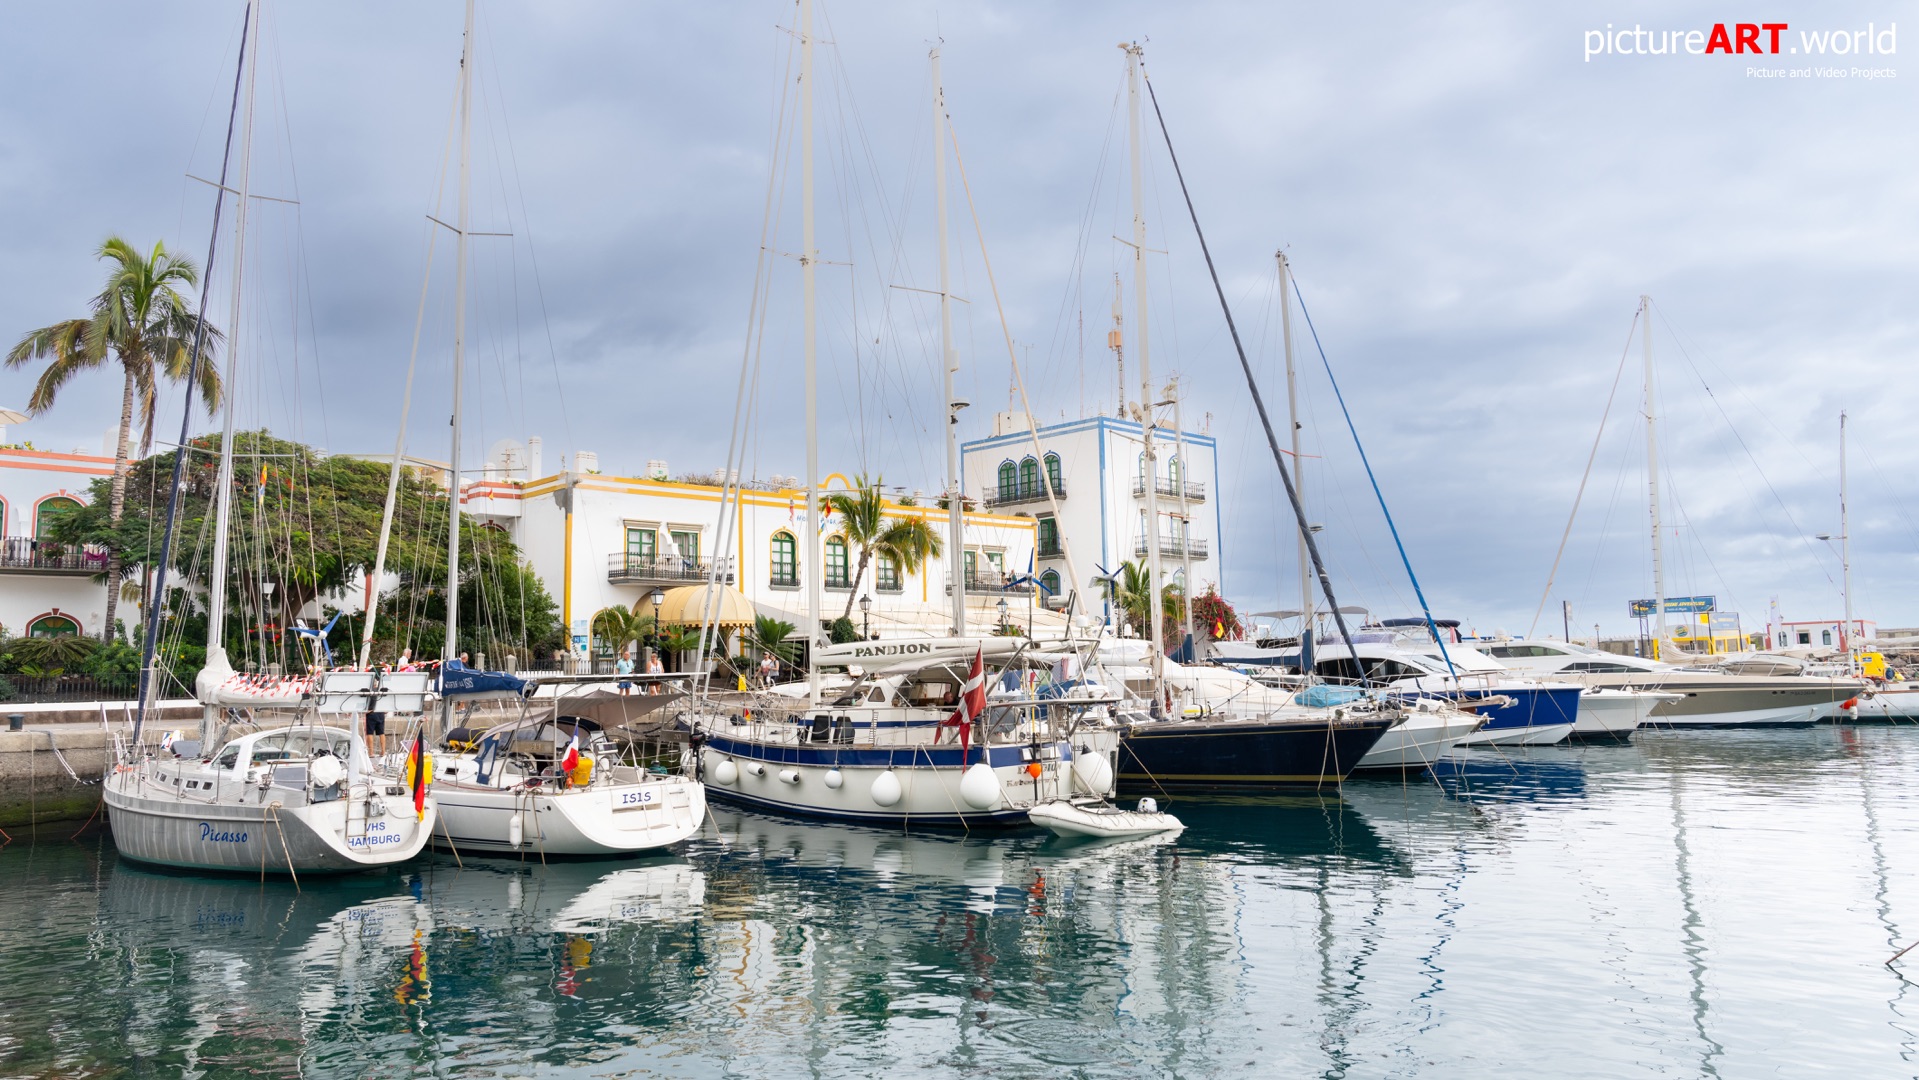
top-left (199, 823), bottom-right (248, 844)
top-left (848, 642), bottom-right (934, 658)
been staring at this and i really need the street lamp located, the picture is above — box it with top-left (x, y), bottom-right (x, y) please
top-left (649, 587), bottom-right (666, 673)
top-left (858, 593), bottom-right (872, 639)
top-left (996, 596), bottom-right (1010, 634)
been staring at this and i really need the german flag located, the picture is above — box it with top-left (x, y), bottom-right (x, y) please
top-left (407, 730), bottom-right (428, 821)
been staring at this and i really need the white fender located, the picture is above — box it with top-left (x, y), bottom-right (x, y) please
top-left (823, 769), bottom-right (844, 790)
top-left (712, 758), bottom-right (739, 786)
top-left (778, 769), bottom-right (801, 785)
top-left (959, 762), bottom-right (1003, 810)
top-left (871, 770), bottom-right (902, 807)
top-left (508, 813), bottom-right (524, 848)
top-left (744, 761), bottom-right (765, 778)
top-left (1071, 751), bottom-right (1113, 796)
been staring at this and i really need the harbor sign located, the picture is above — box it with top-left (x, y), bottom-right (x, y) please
top-left (1630, 595), bottom-right (1715, 617)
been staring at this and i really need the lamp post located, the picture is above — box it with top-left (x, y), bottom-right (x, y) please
top-left (858, 592), bottom-right (872, 640)
top-left (996, 596), bottom-right (1009, 635)
top-left (649, 586), bottom-right (666, 673)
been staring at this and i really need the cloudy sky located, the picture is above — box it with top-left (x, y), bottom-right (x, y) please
top-left (2, 1), bottom-right (1914, 637)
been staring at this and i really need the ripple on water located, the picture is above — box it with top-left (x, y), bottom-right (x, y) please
top-left (9, 729), bottom-right (1919, 1075)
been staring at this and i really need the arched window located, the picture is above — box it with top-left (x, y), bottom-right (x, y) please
top-left (0, 493), bottom-right (8, 535)
top-left (825, 535), bottom-right (850, 588)
top-left (26, 611), bottom-right (81, 637)
top-left (875, 552), bottom-right (901, 591)
top-left (1018, 457), bottom-right (1039, 497)
top-left (770, 532), bottom-right (798, 587)
top-left (35, 495), bottom-right (81, 539)
top-left (1040, 569), bottom-right (1061, 597)
top-left (1167, 455), bottom-right (1181, 491)
top-left (1037, 515), bottom-right (1060, 556)
top-left (997, 460), bottom-right (1017, 502)
top-left (1043, 452), bottom-right (1062, 493)
top-left (1137, 451), bottom-right (1148, 483)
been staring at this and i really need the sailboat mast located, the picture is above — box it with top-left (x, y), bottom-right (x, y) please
top-left (444, 0), bottom-right (474, 678)
top-left (1278, 251), bottom-right (1310, 642)
top-left (932, 46), bottom-right (965, 639)
top-left (203, 0), bottom-right (261, 682)
top-left (1171, 380), bottom-right (1196, 654)
top-left (1124, 43), bottom-right (1164, 685)
top-left (1110, 274), bottom-right (1124, 419)
top-left (1642, 294), bottom-right (1666, 657)
top-left (1840, 410), bottom-right (1854, 667)
top-left (801, 0), bottom-right (821, 707)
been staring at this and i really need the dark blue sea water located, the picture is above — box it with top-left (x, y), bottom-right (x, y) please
top-left (4, 726), bottom-right (1917, 1078)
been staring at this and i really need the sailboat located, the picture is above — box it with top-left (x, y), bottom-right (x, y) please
top-left (104, 0), bottom-right (435, 874)
top-left (1081, 45), bottom-right (1479, 786)
top-left (364, 0), bottom-right (705, 857)
top-left (687, 25), bottom-right (1102, 828)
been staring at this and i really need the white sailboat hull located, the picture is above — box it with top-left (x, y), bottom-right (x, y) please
top-left (1354, 708), bottom-right (1484, 770)
top-left (104, 768), bottom-right (432, 874)
top-left (432, 772), bottom-right (705, 857)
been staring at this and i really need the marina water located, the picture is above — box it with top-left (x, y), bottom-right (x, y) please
top-left (4, 726), bottom-right (1917, 1077)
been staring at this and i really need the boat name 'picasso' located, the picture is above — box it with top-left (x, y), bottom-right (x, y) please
top-left (199, 823), bottom-right (249, 844)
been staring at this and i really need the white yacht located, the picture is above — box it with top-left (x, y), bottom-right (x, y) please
top-left (1474, 638), bottom-right (1867, 727)
top-left (684, 638), bottom-right (1109, 827)
top-left (426, 706), bottom-right (705, 857)
top-left (106, 723), bottom-right (434, 874)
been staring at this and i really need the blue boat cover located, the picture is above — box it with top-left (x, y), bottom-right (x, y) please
top-left (1296, 684), bottom-right (1368, 708)
top-left (437, 660), bottom-right (532, 699)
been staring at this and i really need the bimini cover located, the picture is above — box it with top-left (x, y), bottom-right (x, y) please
top-left (437, 660), bottom-right (533, 700)
top-left (1295, 684), bottom-right (1368, 708)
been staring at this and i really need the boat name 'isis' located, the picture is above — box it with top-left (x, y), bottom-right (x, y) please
top-left (199, 823), bottom-right (249, 844)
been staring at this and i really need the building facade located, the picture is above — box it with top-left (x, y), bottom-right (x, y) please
top-left (958, 411), bottom-right (1222, 625)
top-left (464, 464), bottom-right (1041, 651)
top-left (0, 447), bottom-right (114, 638)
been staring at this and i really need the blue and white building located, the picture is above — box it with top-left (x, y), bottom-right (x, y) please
top-left (959, 410), bottom-right (1223, 621)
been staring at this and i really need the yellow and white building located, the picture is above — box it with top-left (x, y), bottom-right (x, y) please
top-left (461, 461), bottom-right (1043, 651)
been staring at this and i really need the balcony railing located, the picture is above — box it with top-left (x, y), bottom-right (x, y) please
top-left (1037, 540), bottom-right (1064, 559)
top-left (607, 554), bottom-right (734, 586)
top-left (1132, 476), bottom-right (1206, 501)
top-left (980, 480), bottom-right (1066, 509)
top-left (825, 572), bottom-right (852, 591)
top-left (1133, 535), bottom-right (1210, 559)
top-left (0, 536), bottom-right (110, 574)
top-left (947, 568), bottom-right (1032, 594)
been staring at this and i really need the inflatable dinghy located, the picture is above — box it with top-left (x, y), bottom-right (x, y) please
top-left (1028, 797), bottom-right (1184, 838)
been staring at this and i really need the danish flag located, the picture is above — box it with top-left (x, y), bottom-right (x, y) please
top-left (941, 647), bottom-right (987, 758)
top-left (560, 726), bottom-right (582, 777)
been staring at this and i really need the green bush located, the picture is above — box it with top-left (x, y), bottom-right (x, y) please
top-left (82, 640), bottom-right (140, 677)
top-left (828, 617), bottom-right (860, 645)
top-left (7, 634), bottom-right (99, 676)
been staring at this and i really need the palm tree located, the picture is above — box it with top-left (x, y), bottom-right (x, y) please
top-left (7, 238), bottom-right (222, 642)
top-left (825, 475), bottom-right (944, 619)
top-left (1100, 560), bottom-right (1183, 640)
top-left (590, 605), bottom-right (650, 664)
top-left (749, 615), bottom-right (798, 665)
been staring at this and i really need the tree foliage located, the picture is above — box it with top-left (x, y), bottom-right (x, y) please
top-left (6, 236), bottom-right (225, 641)
top-left (50, 429), bottom-right (562, 669)
top-left (825, 474), bottom-right (944, 619)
